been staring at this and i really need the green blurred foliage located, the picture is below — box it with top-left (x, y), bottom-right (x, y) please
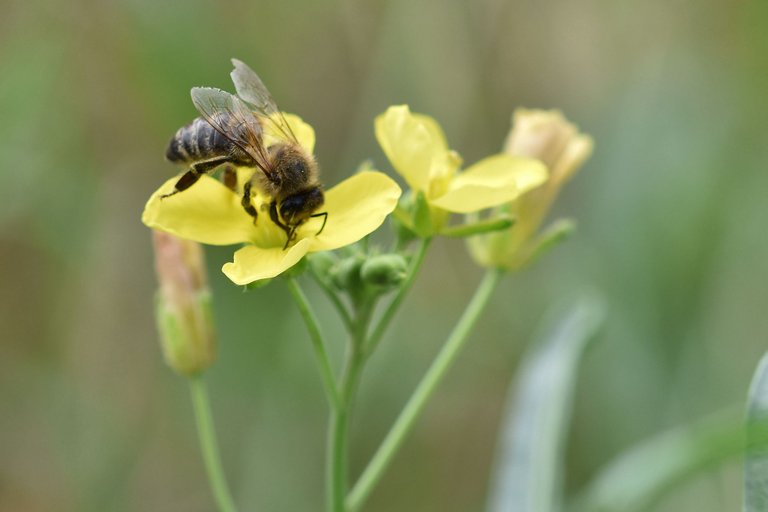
top-left (0, 0), bottom-right (766, 510)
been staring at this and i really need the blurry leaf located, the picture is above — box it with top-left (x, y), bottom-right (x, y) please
top-left (573, 408), bottom-right (748, 512)
top-left (486, 294), bottom-right (605, 512)
top-left (744, 352), bottom-right (768, 512)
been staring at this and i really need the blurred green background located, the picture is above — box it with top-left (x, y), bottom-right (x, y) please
top-left (1, 0), bottom-right (767, 510)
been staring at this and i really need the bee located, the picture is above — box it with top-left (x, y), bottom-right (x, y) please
top-left (163, 59), bottom-right (327, 249)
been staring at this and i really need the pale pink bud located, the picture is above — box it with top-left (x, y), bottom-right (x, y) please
top-left (153, 231), bottom-right (216, 375)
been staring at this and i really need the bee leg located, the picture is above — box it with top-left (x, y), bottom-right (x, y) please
top-left (310, 212), bottom-right (328, 236)
top-left (284, 227), bottom-right (298, 250)
top-left (161, 156), bottom-right (231, 199)
top-left (268, 200), bottom-right (293, 249)
top-left (241, 181), bottom-right (258, 223)
top-left (222, 165), bottom-right (237, 192)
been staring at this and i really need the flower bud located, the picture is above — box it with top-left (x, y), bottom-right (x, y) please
top-left (153, 231), bottom-right (216, 376)
top-left (330, 255), bottom-right (365, 292)
top-left (360, 254), bottom-right (408, 290)
top-left (307, 251), bottom-right (338, 280)
top-left (468, 109), bottom-right (592, 270)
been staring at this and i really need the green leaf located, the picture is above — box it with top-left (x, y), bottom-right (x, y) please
top-left (574, 354), bottom-right (768, 512)
top-left (487, 294), bottom-right (604, 512)
top-left (745, 353), bottom-right (768, 511)
top-left (573, 408), bottom-right (748, 512)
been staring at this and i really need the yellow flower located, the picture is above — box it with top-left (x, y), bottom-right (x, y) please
top-left (468, 109), bottom-right (593, 269)
top-left (374, 105), bottom-right (547, 236)
top-left (143, 114), bottom-right (402, 285)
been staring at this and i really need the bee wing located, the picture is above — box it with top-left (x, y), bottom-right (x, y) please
top-left (190, 86), bottom-right (273, 174)
top-left (230, 58), bottom-right (300, 145)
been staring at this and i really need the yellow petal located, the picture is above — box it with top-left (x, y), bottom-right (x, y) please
top-left (308, 171), bottom-right (402, 251)
top-left (142, 176), bottom-right (257, 245)
top-left (222, 238), bottom-right (311, 285)
top-left (262, 112), bottom-right (315, 154)
top-left (375, 105), bottom-right (448, 192)
top-left (430, 155), bottom-right (548, 213)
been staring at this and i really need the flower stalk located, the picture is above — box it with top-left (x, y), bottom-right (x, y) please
top-left (364, 238), bottom-right (431, 358)
top-left (190, 375), bottom-right (239, 512)
top-left (347, 268), bottom-right (504, 511)
top-left (328, 300), bottom-right (373, 512)
top-left (285, 277), bottom-right (340, 410)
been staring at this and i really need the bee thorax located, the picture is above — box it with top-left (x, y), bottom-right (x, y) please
top-left (269, 143), bottom-right (319, 197)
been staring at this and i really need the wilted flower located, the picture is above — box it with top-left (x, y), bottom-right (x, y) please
top-left (468, 109), bottom-right (593, 269)
top-left (504, 109), bottom-right (593, 187)
top-left (153, 231), bottom-right (216, 375)
top-left (375, 105), bottom-right (547, 237)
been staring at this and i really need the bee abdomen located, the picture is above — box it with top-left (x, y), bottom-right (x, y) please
top-left (165, 127), bottom-right (190, 162)
top-left (165, 117), bottom-right (238, 163)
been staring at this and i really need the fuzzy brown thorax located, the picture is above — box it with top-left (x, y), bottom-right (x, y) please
top-left (255, 142), bottom-right (319, 200)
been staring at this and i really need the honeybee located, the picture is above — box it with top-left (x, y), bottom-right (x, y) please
top-left (163, 59), bottom-right (326, 249)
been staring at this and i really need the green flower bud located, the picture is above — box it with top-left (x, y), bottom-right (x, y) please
top-left (307, 251), bottom-right (338, 281)
top-left (330, 255), bottom-right (365, 293)
top-left (152, 231), bottom-right (216, 376)
top-left (360, 254), bottom-right (408, 290)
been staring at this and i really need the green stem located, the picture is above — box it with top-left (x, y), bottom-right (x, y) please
top-left (347, 268), bottom-right (505, 511)
top-left (286, 277), bottom-right (341, 410)
top-left (310, 271), bottom-right (354, 333)
top-left (365, 238), bottom-right (431, 357)
top-left (329, 303), bottom-right (373, 512)
top-left (328, 402), bottom-right (350, 512)
top-left (189, 375), bottom-right (238, 512)
top-left (440, 215), bottom-right (515, 238)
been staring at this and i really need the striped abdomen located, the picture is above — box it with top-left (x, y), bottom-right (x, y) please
top-left (165, 115), bottom-right (251, 164)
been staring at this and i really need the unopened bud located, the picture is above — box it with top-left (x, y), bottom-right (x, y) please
top-left (360, 254), bottom-right (408, 290)
top-left (153, 231), bottom-right (216, 376)
top-left (330, 255), bottom-right (364, 292)
top-left (307, 251), bottom-right (337, 280)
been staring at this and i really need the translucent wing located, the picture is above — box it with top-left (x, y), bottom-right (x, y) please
top-left (190, 86), bottom-right (273, 174)
top-left (230, 58), bottom-right (300, 145)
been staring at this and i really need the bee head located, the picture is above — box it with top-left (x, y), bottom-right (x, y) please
top-left (280, 187), bottom-right (325, 226)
